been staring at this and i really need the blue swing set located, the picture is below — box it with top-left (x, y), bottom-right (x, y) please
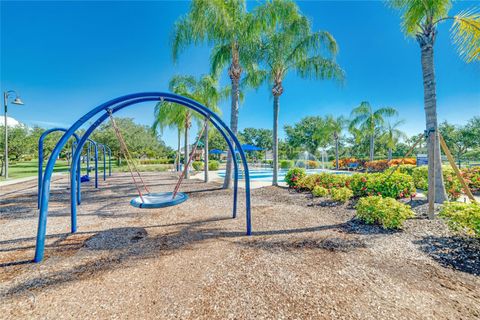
top-left (34, 92), bottom-right (252, 263)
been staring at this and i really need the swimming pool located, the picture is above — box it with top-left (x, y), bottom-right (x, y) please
top-left (217, 168), bottom-right (353, 182)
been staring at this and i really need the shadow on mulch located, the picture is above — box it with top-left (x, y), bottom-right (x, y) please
top-left (239, 237), bottom-right (367, 253)
top-left (340, 217), bottom-right (401, 236)
top-left (414, 236), bottom-right (480, 276)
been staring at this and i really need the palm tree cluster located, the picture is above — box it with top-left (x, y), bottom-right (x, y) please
top-left (160, 0), bottom-right (344, 187)
top-left (154, 0), bottom-right (478, 205)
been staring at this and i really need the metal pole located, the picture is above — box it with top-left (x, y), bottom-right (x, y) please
top-left (3, 92), bottom-right (8, 179)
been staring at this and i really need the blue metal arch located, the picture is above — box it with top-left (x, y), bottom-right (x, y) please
top-left (86, 139), bottom-right (99, 189)
top-left (98, 144), bottom-right (107, 181)
top-left (68, 97), bottom-right (240, 233)
top-left (38, 128), bottom-right (81, 209)
top-left (34, 92), bottom-right (251, 263)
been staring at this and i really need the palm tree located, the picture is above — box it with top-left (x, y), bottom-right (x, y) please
top-left (250, 0), bottom-right (344, 186)
top-left (349, 102), bottom-right (398, 161)
top-left (382, 119), bottom-right (407, 161)
top-left (172, 0), bottom-right (262, 189)
top-left (388, 1), bottom-right (479, 203)
top-left (325, 115), bottom-right (346, 170)
top-left (190, 75), bottom-right (223, 182)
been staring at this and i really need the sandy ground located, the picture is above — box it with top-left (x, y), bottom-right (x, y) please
top-left (1, 172), bottom-right (479, 320)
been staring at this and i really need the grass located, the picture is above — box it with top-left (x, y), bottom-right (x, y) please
top-left (0, 159), bottom-right (173, 182)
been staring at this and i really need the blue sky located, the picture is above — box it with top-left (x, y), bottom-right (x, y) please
top-left (1, 1), bottom-right (479, 148)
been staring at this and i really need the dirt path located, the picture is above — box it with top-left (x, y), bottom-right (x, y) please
top-left (1, 172), bottom-right (479, 319)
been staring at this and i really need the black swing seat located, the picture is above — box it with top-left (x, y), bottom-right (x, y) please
top-left (130, 192), bottom-right (188, 209)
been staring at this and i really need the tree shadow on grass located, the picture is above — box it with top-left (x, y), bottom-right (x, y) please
top-left (413, 236), bottom-right (480, 276)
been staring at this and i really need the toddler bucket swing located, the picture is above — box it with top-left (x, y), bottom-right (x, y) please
top-left (109, 110), bottom-right (208, 209)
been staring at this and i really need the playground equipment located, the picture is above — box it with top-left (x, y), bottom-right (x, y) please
top-left (34, 92), bottom-right (251, 263)
top-left (38, 128), bottom-right (81, 209)
top-left (98, 144), bottom-right (112, 179)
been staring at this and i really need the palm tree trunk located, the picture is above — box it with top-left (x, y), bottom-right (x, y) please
top-left (419, 30), bottom-right (447, 204)
top-left (335, 136), bottom-right (339, 170)
top-left (204, 121), bottom-right (209, 182)
top-left (223, 59), bottom-right (241, 189)
top-left (388, 148), bottom-right (393, 161)
top-left (369, 135), bottom-right (374, 161)
top-left (184, 122), bottom-right (189, 179)
top-left (177, 128), bottom-right (181, 171)
top-left (272, 95), bottom-right (280, 186)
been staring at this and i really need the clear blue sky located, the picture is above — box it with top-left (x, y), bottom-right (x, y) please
top-left (1, 1), bottom-right (479, 148)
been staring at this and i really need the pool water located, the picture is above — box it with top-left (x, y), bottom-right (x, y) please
top-left (217, 169), bottom-right (352, 182)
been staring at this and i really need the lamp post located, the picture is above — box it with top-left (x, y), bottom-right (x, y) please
top-left (3, 90), bottom-right (24, 179)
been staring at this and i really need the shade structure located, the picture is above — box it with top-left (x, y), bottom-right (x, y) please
top-left (236, 144), bottom-right (264, 152)
top-left (130, 192), bottom-right (188, 209)
top-left (209, 149), bottom-right (226, 154)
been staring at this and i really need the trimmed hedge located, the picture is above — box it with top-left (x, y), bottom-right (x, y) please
top-left (280, 160), bottom-right (294, 169)
top-left (349, 172), bottom-right (415, 199)
top-left (331, 187), bottom-right (353, 202)
top-left (208, 160), bottom-right (219, 171)
top-left (192, 161), bottom-right (204, 171)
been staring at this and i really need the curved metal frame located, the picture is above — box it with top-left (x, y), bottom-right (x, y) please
top-left (86, 139), bottom-right (99, 189)
top-left (34, 92), bottom-right (251, 263)
top-left (38, 128), bottom-right (81, 209)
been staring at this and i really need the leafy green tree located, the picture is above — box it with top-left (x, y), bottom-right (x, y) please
top-left (319, 115), bottom-right (346, 169)
top-left (439, 120), bottom-right (477, 167)
top-left (172, 0), bottom-right (262, 188)
top-left (389, 0), bottom-right (480, 204)
top-left (250, 0), bottom-right (344, 185)
top-left (239, 127), bottom-right (273, 161)
top-left (349, 102), bottom-right (397, 161)
top-left (285, 116), bottom-right (326, 156)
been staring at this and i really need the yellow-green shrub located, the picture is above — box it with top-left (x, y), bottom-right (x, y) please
top-left (439, 202), bottom-right (480, 238)
top-left (331, 187), bottom-right (353, 203)
top-left (312, 186), bottom-right (329, 197)
top-left (356, 196), bottom-right (415, 229)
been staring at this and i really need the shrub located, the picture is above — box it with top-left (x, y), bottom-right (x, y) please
top-left (192, 161), bottom-right (204, 171)
top-left (365, 160), bottom-right (389, 172)
top-left (388, 158), bottom-right (416, 166)
top-left (208, 160), bottom-right (219, 171)
top-left (412, 166), bottom-right (462, 200)
top-left (349, 172), bottom-right (415, 199)
top-left (280, 160), bottom-right (294, 169)
top-left (312, 186), bottom-right (329, 197)
top-left (356, 196), bottom-right (415, 229)
top-left (331, 187), bottom-right (353, 203)
top-left (297, 173), bottom-right (350, 191)
top-left (139, 158), bottom-right (174, 165)
top-left (461, 167), bottom-right (480, 193)
top-left (439, 202), bottom-right (480, 238)
top-left (307, 160), bottom-right (319, 169)
top-left (285, 167), bottom-right (307, 188)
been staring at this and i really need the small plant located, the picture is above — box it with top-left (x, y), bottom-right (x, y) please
top-left (307, 160), bottom-right (319, 168)
top-left (365, 160), bottom-right (389, 172)
top-left (312, 186), bottom-right (329, 197)
top-left (280, 160), bottom-right (294, 169)
top-left (439, 202), bottom-right (480, 238)
top-left (208, 160), bottom-right (219, 171)
top-left (331, 187), bottom-right (353, 203)
top-left (356, 196), bottom-right (415, 229)
top-left (192, 161), bottom-right (204, 171)
top-left (285, 167), bottom-right (306, 188)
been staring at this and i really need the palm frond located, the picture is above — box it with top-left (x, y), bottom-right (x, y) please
top-left (295, 56), bottom-right (345, 83)
top-left (451, 8), bottom-right (480, 62)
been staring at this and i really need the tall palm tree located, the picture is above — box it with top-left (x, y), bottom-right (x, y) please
top-left (325, 115), bottom-right (346, 170)
top-left (172, 0), bottom-right (262, 189)
top-left (382, 119), bottom-right (407, 161)
top-left (389, 1), bottom-right (479, 203)
top-left (190, 75), bottom-right (223, 182)
top-left (349, 102), bottom-right (398, 161)
top-left (250, 0), bottom-right (344, 186)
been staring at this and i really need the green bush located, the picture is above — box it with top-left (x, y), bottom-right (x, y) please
top-left (312, 186), bottom-right (329, 197)
top-left (331, 187), bottom-right (353, 203)
top-left (356, 196), bottom-right (415, 229)
top-left (297, 173), bottom-right (350, 191)
top-left (192, 161), bottom-right (204, 171)
top-left (349, 172), bottom-right (415, 199)
top-left (411, 166), bottom-right (462, 200)
top-left (139, 158), bottom-right (174, 165)
top-left (208, 160), bottom-right (219, 171)
top-left (280, 160), bottom-right (294, 169)
top-left (439, 202), bottom-right (480, 238)
top-left (387, 164), bottom-right (416, 176)
top-left (285, 167), bottom-right (306, 188)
